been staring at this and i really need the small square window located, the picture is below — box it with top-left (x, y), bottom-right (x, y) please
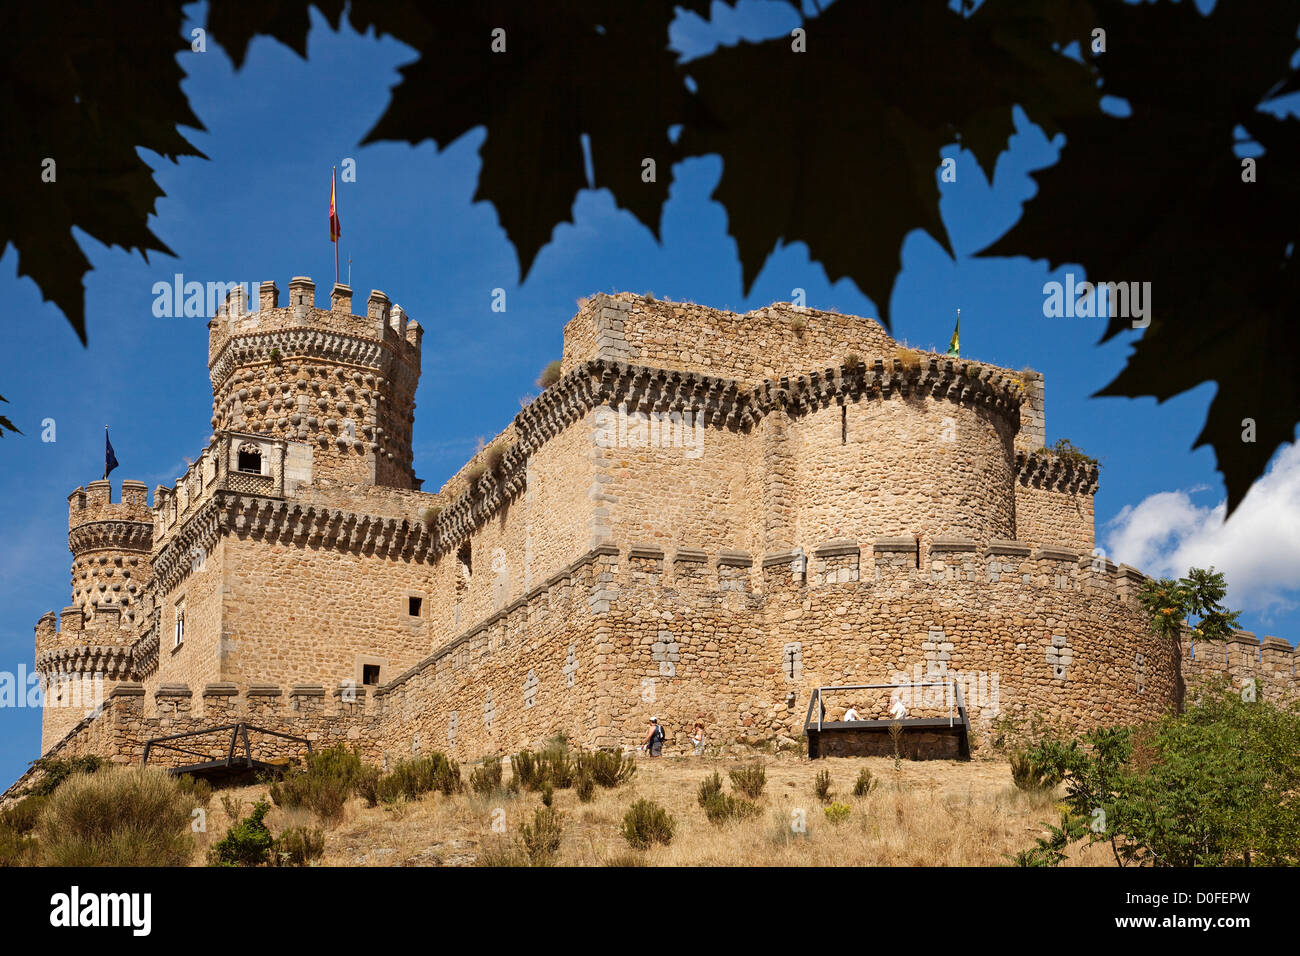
top-left (408, 596), bottom-right (422, 617)
top-left (362, 664), bottom-right (381, 686)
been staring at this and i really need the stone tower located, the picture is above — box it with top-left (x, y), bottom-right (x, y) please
top-left (34, 479), bottom-right (153, 751)
top-left (206, 277), bottom-right (423, 489)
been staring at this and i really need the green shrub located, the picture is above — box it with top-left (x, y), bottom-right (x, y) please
top-left (420, 506), bottom-right (442, 530)
top-left (729, 763), bottom-right (766, 799)
top-left (470, 757), bottom-right (504, 796)
top-left (510, 750), bottom-right (547, 791)
top-left (824, 802), bottom-right (852, 825)
top-left (39, 766), bottom-right (193, 866)
top-left (621, 799), bottom-right (675, 850)
top-left (541, 746), bottom-right (575, 789)
top-left (26, 755), bottom-right (104, 797)
top-left (484, 444), bottom-right (506, 474)
top-left (175, 773), bottom-right (212, 807)
top-left (842, 353), bottom-right (861, 371)
top-left (541, 782), bottom-right (554, 808)
top-left (518, 807), bottom-right (563, 864)
top-left (697, 771), bottom-right (723, 807)
top-left (536, 360), bottom-right (562, 389)
top-left (575, 771), bottom-right (595, 803)
top-left (702, 793), bottom-right (761, 825)
top-left (356, 764), bottom-right (382, 807)
top-left (0, 795), bottom-right (47, 835)
top-left (577, 750), bottom-right (636, 789)
top-left (272, 825), bottom-right (325, 866)
top-left (814, 769), bottom-right (833, 803)
top-left (1010, 748), bottom-right (1064, 793)
top-left (852, 767), bottom-right (877, 797)
top-left (209, 800), bottom-right (273, 867)
top-left (269, 745), bottom-right (367, 823)
top-left (374, 753), bottom-right (460, 804)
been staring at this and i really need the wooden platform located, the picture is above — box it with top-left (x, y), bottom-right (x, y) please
top-left (803, 683), bottom-right (971, 760)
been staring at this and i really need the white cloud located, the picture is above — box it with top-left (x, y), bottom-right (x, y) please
top-left (1104, 442), bottom-right (1300, 619)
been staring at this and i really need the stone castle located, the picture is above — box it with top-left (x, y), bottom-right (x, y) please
top-left (16, 277), bottom-right (1299, 782)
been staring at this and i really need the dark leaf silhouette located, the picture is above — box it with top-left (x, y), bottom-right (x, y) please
top-left (3, 0), bottom-right (1298, 515)
top-left (979, 0), bottom-right (1300, 513)
top-left (0, 1), bottom-right (205, 342)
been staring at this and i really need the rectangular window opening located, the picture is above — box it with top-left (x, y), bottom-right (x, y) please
top-left (362, 664), bottom-right (381, 686)
top-left (408, 596), bottom-right (422, 617)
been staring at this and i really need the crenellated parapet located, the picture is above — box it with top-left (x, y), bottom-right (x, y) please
top-left (206, 276), bottom-right (422, 490)
top-left (1015, 449), bottom-right (1100, 496)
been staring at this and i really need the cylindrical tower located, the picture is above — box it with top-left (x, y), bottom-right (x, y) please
top-left (205, 277), bottom-right (423, 489)
top-left (34, 479), bottom-right (153, 751)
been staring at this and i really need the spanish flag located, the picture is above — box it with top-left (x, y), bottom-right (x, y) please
top-left (947, 309), bottom-right (960, 358)
top-left (329, 168), bottom-right (342, 243)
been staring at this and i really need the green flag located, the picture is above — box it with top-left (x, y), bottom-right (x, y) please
top-left (946, 309), bottom-right (960, 357)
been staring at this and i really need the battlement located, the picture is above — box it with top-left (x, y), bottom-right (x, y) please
top-left (207, 276), bottom-right (422, 378)
top-left (67, 480), bottom-right (152, 531)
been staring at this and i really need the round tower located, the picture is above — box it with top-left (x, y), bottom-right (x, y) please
top-left (34, 479), bottom-right (153, 751)
top-left (205, 277), bottom-right (423, 489)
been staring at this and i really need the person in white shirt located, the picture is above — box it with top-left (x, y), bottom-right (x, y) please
top-left (843, 705), bottom-right (860, 721)
top-left (889, 692), bottom-right (907, 720)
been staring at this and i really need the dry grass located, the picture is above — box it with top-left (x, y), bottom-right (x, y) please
top-left (168, 754), bottom-right (1122, 867)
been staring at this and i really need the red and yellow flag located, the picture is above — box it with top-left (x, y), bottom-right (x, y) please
top-left (329, 168), bottom-right (342, 243)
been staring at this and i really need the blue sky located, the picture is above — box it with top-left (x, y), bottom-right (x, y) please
top-left (1, 0), bottom-right (1296, 785)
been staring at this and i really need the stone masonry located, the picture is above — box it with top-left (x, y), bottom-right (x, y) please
top-left (15, 283), bottom-right (1298, 793)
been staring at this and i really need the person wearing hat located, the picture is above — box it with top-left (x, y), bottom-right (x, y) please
top-left (642, 716), bottom-right (664, 757)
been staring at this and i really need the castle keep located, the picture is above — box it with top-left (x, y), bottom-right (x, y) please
top-left (21, 280), bottom-right (1299, 779)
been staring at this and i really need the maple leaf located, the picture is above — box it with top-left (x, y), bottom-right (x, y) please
top-left (979, 0), bottom-right (1300, 513)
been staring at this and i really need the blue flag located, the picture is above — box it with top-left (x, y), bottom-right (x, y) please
top-left (104, 430), bottom-right (119, 480)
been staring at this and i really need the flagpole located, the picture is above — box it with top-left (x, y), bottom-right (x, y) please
top-left (333, 166), bottom-right (339, 286)
top-left (104, 425), bottom-right (108, 480)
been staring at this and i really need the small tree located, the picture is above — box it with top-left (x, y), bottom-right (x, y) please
top-left (1139, 566), bottom-right (1241, 643)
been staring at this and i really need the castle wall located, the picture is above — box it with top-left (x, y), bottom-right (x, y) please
top-left (790, 397), bottom-right (1017, 554)
top-left (1015, 482), bottom-right (1095, 554)
top-left (599, 414), bottom-right (763, 556)
top-left (215, 535), bottom-right (434, 691)
top-left (562, 294), bottom-right (897, 384)
top-left (376, 540), bottom-right (1191, 764)
top-left (149, 537), bottom-right (229, 697)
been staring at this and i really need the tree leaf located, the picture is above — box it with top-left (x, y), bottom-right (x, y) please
top-left (676, 0), bottom-right (1099, 324)
top-left (978, 0), bottom-right (1300, 513)
top-left (0, 1), bottom-right (206, 343)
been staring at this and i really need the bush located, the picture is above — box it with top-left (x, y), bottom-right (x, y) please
top-left (536, 360), bottom-right (562, 389)
top-left (269, 745), bottom-right (367, 823)
top-left (824, 802), bottom-right (852, 825)
top-left (729, 763), bottom-right (766, 799)
top-left (0, 795), bottom-right (46, 835)
top-left (814, 769), bottom-right (833, 803)
top-left (895, 346), bottom-right (923, 372)
top-left (790, 315), bottom-right (807, 334)
top-left (484, 444), bottom-right (505, 474)
top-left (540, 783), bottom-right (554, 808)
top-left (575, 771), bottom-right (595, 803)
top-left (702, 793), bottom-right (761, 825)
top-left (356, 764), bottom-right (382, 807)
top-left (518, 807), bottom-right (563, 864)
top-left (853, 767), bottom-right (877, 797)
top-left (26, 755), bottom-right (104, 797)
top-left (470, 757), bottom-right (503, 796)
top-left (272, 826), bottom-right (325, 866)
top-left (1010, 749), bottom-right (1062, 793)
top-left (621, 799), bottom-right (675, 850)
top-left (376, 753), bottom-right (462, 804)
top-left (577, 750), bottom-right (636, 789)
top-left (420, 506), bottom-right (442, 530)
top-left (510, 750), bottom-right (547, 792)
top-left (541, 745), bottom-right (575, 789)
top-left (697, 771), bottom-right (723, 807)
top-left (39, 766), bottom-right (193, 866)
top-left (176, 773), bottom-right (212, 807)
top-left (465, 461), bottom-right (487, 487)
top-left (210, 800), bottom-right (273, 867)
top-left (842, 353), bottom-right (861, 371)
